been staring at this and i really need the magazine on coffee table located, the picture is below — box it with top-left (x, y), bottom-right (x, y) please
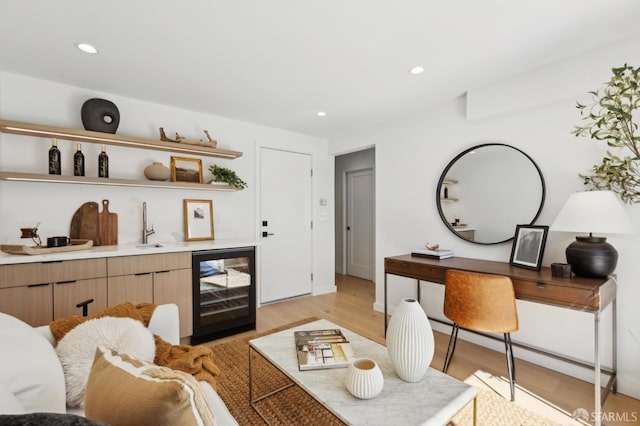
top-left (294, 329), bottom-right (357, 371)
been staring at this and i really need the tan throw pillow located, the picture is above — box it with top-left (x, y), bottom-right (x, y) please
top-left (84, 347), bottom-right (214, 426)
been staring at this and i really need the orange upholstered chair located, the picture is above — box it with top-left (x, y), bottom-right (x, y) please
top-left (442, 269), bottom-right (519, 401)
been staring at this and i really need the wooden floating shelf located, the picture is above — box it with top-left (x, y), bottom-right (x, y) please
top-left (0, 119), bottom-right (242, 159)
top-left (442, 178), bottom-right (458, 185)
top-left (440, 197), bottom-right (459, 202)
top-left (0, 172), bottom-right (237, 191)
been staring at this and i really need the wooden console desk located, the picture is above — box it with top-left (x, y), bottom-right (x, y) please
top-left (384, 254), bottom-right (617, 425)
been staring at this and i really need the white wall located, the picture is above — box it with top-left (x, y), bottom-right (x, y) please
top-left (0, 72), bottom-right (334, 295)
top-left (329, 36), bottom-right (640, 399)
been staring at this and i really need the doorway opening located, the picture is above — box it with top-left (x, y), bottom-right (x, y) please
top-left (334, 147), bottom-right (375, 282)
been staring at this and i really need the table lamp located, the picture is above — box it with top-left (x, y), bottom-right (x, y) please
top-left (550, 190), bottom-right (635, 278)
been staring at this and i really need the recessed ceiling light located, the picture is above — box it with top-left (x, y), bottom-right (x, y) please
top-left (409, 66), bottom-right (425, 75)
top-left (76, 43), bottom-right (98, 54)
top-left (316, 111), bottom-right (327, 117)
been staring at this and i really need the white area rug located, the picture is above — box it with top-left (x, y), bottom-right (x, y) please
top-left (464, 370), bottom-right (589, 425)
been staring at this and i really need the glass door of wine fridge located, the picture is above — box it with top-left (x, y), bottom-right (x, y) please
top-left (191, 246), bottom-right (255, 343)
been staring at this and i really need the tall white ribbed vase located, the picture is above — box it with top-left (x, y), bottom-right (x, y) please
top-left (386, 298), bottom-right (434, 382)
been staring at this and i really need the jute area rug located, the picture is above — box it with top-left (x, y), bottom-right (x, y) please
top-left (207, 317), bottom-right (562, 425)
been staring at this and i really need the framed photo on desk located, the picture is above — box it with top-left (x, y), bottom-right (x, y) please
top-left (509, 225), bottom-right (548, 270)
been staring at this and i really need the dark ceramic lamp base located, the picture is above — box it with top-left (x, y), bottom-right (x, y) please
top-left (565, 236), bottom-right (617, 278)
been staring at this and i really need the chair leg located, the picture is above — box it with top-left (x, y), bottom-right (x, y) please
top-left (504, 333), bottom-right (516, 401)
top-left (443, 324), bottom-right (459, 374)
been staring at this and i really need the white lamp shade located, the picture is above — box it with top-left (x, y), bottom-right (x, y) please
top-left (550, 191), bottom-right (636, 234)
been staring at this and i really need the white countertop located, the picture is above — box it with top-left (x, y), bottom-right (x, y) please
top-left (0, 238), bottom-right (259, 265)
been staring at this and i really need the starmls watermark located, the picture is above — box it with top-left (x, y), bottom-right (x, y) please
top-left (572, 407), bottom-right (639, 423)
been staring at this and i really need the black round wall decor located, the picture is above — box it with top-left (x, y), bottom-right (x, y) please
top-left (81, 98), bottom-right (120, 134)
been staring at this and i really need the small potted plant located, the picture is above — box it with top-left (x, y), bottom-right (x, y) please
top-left (208, 164), bottom-right (247, 189)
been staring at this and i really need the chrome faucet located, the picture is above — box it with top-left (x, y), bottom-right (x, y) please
top-left (142, 202), bottom-right (155, 244)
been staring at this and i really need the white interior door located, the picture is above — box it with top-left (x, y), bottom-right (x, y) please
top-left (346, 168), bottom-right (374, 280)
top-left (259, 147), bottom-right (312, 303)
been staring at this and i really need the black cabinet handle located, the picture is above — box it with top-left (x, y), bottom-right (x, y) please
top-left (76, 299), bottom-right (94, 317)
top-left (57, 280), bottom-right (76, 285)
top-left (536, 282), bottom-right (546, 289)
top-left (27, 283), bottom-right (49, 288)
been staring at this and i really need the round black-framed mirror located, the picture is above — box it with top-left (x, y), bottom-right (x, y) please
top-left (436, 143), bottom-right (546, 245)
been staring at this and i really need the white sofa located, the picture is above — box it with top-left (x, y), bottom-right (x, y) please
top-left (0, 304), bottom-right (238, 425)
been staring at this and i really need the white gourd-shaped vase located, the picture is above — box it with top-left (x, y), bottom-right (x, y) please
top-left (345, 358), bottom-right (384, 399)
top-left (386, 298), bottom-right (434, 382)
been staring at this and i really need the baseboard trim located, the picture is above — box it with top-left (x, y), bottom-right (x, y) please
top-left (313, 283), bottom-right (336, 296)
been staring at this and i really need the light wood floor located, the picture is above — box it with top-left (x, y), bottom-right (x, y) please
top-left (215, 274), bottom-right (640, 425)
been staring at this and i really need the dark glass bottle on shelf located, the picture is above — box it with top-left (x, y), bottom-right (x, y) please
top-left (48, 138), bottom-right (61, 175)
top-left (98, 144), bottom-right (109, 178)
top-left (73, 143), bottom-right (85, 176)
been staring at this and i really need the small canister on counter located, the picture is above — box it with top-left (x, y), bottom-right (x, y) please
top-left (551, 262), bottom-right (572, 278)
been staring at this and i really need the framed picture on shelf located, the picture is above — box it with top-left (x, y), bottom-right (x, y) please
top-left (171, 156), bottom-right (203, 183)
top-left (183, 199), bottom-right (214, 241)
top-left (509, 225), bottom-right (549, 270)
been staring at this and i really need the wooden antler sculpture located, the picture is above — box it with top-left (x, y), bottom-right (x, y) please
top-left (159, 128), bottom-right (217, 148)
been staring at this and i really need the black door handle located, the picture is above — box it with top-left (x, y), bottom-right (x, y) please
top-left (262, 231), bottom-right (275, 237)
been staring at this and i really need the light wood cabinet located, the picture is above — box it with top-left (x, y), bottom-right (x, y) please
top-left (0, 284), bottom-right (52, 326)
top-left (54, 277), bottom-right (108, 319)
top-left (153, 268), bottom-right (192, 337)
top-left (107, 274), bottom-right (154, 306)
top-left (0, 252), bottom-right (193, 336)
top-left (107, 252), bottom-right (192, 337)
top-left (0, 258), bottom-right (107, 326)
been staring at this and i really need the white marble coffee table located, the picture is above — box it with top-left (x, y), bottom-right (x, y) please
top-left (249, 319), bottom-right (477, 425)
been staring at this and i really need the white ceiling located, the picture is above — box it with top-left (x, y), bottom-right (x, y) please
top-left (2, 1), bottom-right (640, 138)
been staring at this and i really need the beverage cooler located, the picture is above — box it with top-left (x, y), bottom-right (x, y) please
top-left (191, 246), bottom-right (256, 344)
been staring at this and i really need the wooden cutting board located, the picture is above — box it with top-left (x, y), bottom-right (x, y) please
top-left (69, 202), bottom-right (99, 245)
top-left (98, 199), bottom-right (118, 246)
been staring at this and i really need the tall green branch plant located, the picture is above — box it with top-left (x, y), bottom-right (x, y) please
top-left (573, 64), bottom-right (640, 204)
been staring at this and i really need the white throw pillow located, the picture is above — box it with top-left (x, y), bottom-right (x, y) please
top-left (0, 383), bottom-right (27, 414)
top-left (0, 312), bottom-right (66, 413)
top-left (56, 316), bottom-right (155, 407)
